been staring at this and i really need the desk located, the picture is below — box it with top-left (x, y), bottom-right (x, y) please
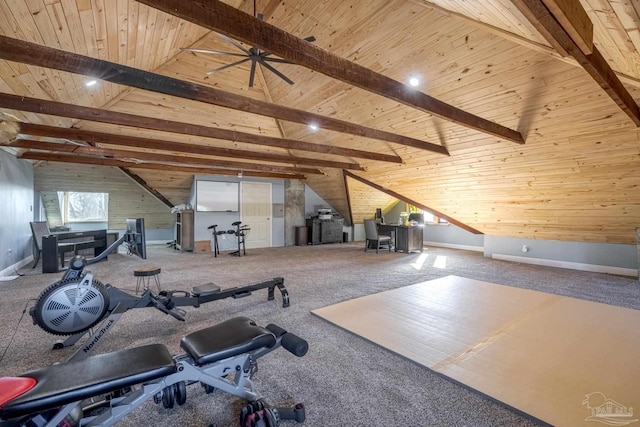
top-left (42, 229), bottom-right (108, 273)
top-left (377, 224), bottom-right (424, 253)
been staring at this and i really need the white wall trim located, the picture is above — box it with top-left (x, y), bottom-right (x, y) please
top-left (492, 253), bottom-right (637, 278)
top-left (0, 255), bottom-right (34, 278)
top-left (424, 241), bottom-right (484, 252)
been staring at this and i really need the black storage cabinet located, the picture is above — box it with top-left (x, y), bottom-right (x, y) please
top-left (306, 218), bottom-right (344, 245)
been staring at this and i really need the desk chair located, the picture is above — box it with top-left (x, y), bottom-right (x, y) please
top-left (29, 221), bottom-right (77, 269)
top-left (364, 219), bottom-right (392, 253)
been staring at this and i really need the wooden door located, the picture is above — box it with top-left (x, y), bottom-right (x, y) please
top-left (240, 182), bottom-right (271, 249)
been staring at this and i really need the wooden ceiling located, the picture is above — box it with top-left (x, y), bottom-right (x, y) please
top-left (1, 0), bottom-right (640, 243)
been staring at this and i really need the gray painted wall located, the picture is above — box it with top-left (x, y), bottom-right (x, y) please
top-left (484, 235), bottom-right (636, 273)
top-left (0, 150), bottom-right (34, 272)
top-left (424, 224), bottom-right (484, 249)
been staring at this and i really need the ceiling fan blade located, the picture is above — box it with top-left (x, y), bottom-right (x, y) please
top-left (181, 48), bottom-right (247, 58)
top-left (214, 32), bottom-right (251, 55)
top-left (248, 61), bottom-right (257, 88)
top-left (262, 57), bottom-right (294, 64)
top-left (206, 58), bottom-right (252, 75)
top-left (256, 58), bottom-right (294, 85)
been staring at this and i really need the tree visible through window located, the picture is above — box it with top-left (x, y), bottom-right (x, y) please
top-left (63, 192), bottom-right (108, 222)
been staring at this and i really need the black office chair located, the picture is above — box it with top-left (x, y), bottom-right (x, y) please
top-left (364, 219), bottom-right (391, 253)
top-left (29, 221), bottom-right (77, 269)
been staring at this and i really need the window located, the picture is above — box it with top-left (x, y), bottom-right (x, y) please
top-left (419, 209), bottom-right (448, 225)
top-left (62, 192), bottom-right (109, 222)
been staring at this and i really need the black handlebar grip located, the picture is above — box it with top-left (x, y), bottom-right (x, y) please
top-left (276, 403), bottom-right (306, 423)
top-left (281, 332), bottom-right (308, 357)
top-left (266, 323), bottom-right (287, 338)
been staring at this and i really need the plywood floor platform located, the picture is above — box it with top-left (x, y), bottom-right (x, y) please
top-left (312, 275), bottom-right (640, 427)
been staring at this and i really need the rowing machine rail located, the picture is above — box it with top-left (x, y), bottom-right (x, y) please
top-left (30, 244), bottom-right (291, 356)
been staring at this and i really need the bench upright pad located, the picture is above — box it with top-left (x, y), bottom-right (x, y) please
top-left (181, 317), bottom-right (276, 365)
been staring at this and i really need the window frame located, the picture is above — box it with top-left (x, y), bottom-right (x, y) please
top-left (62, 191), bottom-right (109, 223)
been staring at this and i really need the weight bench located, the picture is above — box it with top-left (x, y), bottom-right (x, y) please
top-left (0, 317), bottom-right (307, 427)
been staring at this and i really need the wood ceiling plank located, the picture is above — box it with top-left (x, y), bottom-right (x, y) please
top-left (116, 0), bottom-right (129, 65)
top-left (133, 3), bottom-right (148, 69)
top-left (0, 92), bottom-right (399, 162)
top-left (0, 35), bottom-right (447, 154)
top-left (60, 0), bottom-right (88, 56)
top-left (138, 0), bottom-right (523, 144)
top-left (125, 0), bottom-right (138, 66)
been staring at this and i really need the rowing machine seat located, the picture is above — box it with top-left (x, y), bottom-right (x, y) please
top-left (181, 317), bottom-right (276, 366)
top-left (192, 282), bottom-right (221, 297)
top-left (0, 344), bottom-right (175, 420)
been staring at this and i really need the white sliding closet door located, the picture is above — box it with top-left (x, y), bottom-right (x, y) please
top-left (240, 181), bottom-right (271, 248)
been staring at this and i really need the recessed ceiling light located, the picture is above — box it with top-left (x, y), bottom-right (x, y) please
top-left (409, 77), bottom-right (420, 87)
top-left (85, 80), bottom-right (97, 87)
top-left (309, 123), bottom-right (319, 131)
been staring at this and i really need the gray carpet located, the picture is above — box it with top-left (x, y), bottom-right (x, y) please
top-left (1, 243), bottom-right (638, 427)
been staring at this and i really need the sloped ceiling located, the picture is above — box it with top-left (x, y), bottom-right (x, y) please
top-left (1, 0), bottom-right (640, 243)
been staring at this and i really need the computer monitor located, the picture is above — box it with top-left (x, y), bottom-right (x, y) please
top-left (408, 213), bottom-right (424, 224)
top-left (125, 218), bottom-right (147, 259)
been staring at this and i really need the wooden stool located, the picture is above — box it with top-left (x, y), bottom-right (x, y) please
top-left (134, 266), bottom-right (161, 294)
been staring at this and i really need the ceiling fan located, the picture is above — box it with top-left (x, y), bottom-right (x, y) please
top-left (180, 1), bottom-right (315, 88)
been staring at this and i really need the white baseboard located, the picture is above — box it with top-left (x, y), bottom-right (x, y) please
top-left (147, 240), bottom-right (171, 245)
top-left (424, 241), bottom-right (484, 252)
top-left (0, 255), bottom-right (34, 278)
top-left (492, 253), bottom-right (638, 277)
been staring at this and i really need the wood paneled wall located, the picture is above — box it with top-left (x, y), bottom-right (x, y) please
top-left (34, 162), bottom-right (175, 229)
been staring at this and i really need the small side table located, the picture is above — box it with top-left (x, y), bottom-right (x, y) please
top-left (134, 266), bottom-right (161, 294)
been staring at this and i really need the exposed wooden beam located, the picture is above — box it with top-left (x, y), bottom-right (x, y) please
top-left (20, 152), bottom-right (306, 180)
top-left (508, 0), bottom-right (571, 56)
top-left (0, 36), bottom-right (447, 155)
top-left (342, 170), bottom-right (354, 228)
top-left (120, 169), bottom-right (174, 209)
top-left (510, 0), bottom-right (640, 126)
top-left (344, 170), bottom-right (482, 234)
top-left (136, 0), bottom-right (524, 144)
top-left (0, 93), bottom-right (401, 163)
top-left (540, 0), bottom-right (593, 54)
top-left (12, 138), bottom-right (323, 175)
top-left (17, 123), bottom-right (364, 170)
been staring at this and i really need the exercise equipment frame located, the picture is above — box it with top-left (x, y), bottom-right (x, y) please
top-left (29, 231), bottom-right (290, 358)
top-left (0, 317), bottom-right (308, 427)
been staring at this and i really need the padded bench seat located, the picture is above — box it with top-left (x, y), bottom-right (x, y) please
top-left (0, 344), bottom-right (175, 420)
top-left (181, 317), bottom-right (276, 366)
